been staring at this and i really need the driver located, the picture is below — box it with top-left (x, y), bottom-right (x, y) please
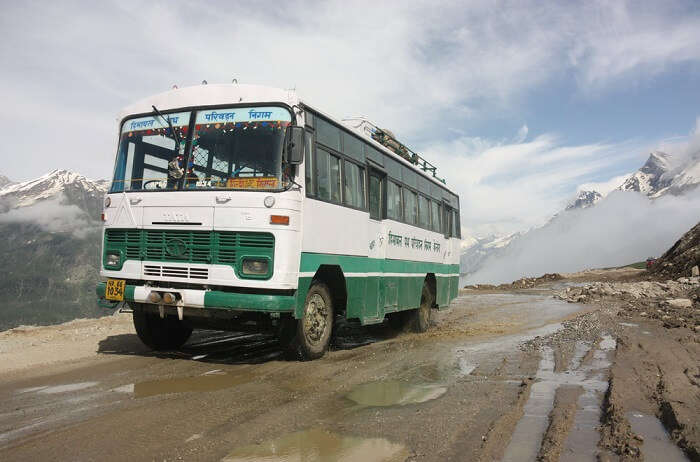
top-left (167, 154), bottom-right (184, 188)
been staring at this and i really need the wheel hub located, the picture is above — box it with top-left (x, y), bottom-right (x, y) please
top-left (304, 293), bottom-right (328, 343)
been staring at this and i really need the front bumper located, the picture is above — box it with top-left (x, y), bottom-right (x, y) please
top-left (95, 282), bottom-right (296, 312)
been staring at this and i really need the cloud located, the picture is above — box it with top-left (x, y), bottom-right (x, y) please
top-left (514, 125), bottom-right (529, 144)
top-left (423, 132), bottom-right (645, 238)
top-left (1, 1), bottom-right (699, 182)
top-left (465, 188), bottom-right (700, 284)
top-left (577, 174), bottom-right (632, 196)
top-left (0, 195), bottom-right (93, 238)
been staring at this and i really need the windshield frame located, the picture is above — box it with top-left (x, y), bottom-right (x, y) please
top-left (112, 102), bottom-right (298, 194)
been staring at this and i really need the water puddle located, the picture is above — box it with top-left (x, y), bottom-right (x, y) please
top-left (502, 335), bottom-right (616, 462)
top-left (346, 381), bottom-right (446, 407)
top-left (618, 322), bottom-right (639, 328)
top-left (222, 428), bottom-right (408, 462)
top-left (129, 370), bottom-right (255, 398)
top-left (627, 412), bottom-right (689, 462)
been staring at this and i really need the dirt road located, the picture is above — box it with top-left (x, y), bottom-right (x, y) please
top-left (0, 277), bottom-right (695, 461)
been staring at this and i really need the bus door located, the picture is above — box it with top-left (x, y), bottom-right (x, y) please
top-left (363, 166), bottom-right (386, 323)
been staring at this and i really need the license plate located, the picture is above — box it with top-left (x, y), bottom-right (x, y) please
top-left (106, 279), bottom-right (126, 301)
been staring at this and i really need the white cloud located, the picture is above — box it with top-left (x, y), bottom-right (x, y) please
top-left (465, 188), bottom-right (700, 284)
top-left (0, 195), bottom-right (93, 238)
top-left (1, 1), bottom-right (699, 181)
top-left (514, 125), bottom-right (529, 143)
top-left (578, 174), bottom-right (632, 196)
top-left (423, 133), bottom-right (645, 238)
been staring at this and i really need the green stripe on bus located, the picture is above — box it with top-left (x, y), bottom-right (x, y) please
top-left (299, 252), bottom-right (459, 274)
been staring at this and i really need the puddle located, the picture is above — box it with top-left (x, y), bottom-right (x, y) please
top-left (132, 370), bottom-right (255, 398)
top-left (222, 428), bottom-right (408, 462)
top-left (502, 347), bottom-right (557, 462)
top-left (618, 322), bottom-right (639, 328)
top-left (503, 335), bottom-right (616, 462)
top-left (346, 381), bottom-right (446, 407)
top-left (627, 412), bottom-right (689, 462)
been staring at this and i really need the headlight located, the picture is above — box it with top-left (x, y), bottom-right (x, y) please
top-left (106, 252), bottom-right (120, 267)
top-left (241, 258), bottom-right (269, 276)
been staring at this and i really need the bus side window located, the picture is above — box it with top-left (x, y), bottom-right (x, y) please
top-left (304, 131), bottom-right (314, 196)
top-left (431, 200), bottom-right (441, 232)
top-left (329, 155), bottom-right (341, 203)
top-left (404, 189), bottom-right (417, 225)
top-left (387, 180), bottom-right (402, 221)
top-left (453, 209), bottom-right (459, 238)
top-left (418, 195), bottom-right (430, 229)
top-left (317, 148), bottom-right (331, 201)
top-left (343, 160), bottom-right (365, 209)
top-left (443, 204), bottom-right (452, 238)
top-left (369, 172), bottom-right (383, 220)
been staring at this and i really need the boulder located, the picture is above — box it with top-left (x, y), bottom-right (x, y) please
top-left (664, 298), bottom-right (693, 309)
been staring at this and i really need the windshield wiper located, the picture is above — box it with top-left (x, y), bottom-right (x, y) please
top-left (152, 105), bottom-right (181, 151)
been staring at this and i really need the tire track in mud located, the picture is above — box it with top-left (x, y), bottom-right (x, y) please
top-left (501, 335), bottom-right (616, 461)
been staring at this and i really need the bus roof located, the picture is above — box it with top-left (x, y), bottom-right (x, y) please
top-left (117, 83), bottom-right (300, 122)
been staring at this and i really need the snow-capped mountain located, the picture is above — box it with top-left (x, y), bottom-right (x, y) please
top-left (0, 169), bottom-right (109, 219)
top-left (460, 148), bottom-right (700, 279)
top-left (618, 150), bottom-right (699, 198)
top-left (0, 170), bottom-right (110, 331)
top-left (460, 232), bottom-right (520, 275)
top-left (618, 151), bottom-right (673, 196)
top-left (566, 190), bottom-right (602, 210)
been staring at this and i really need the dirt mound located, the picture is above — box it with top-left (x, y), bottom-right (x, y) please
top-left (464, 273), bottom-right (562, 290)
top-left (651, 221), bottom-right (700, 278)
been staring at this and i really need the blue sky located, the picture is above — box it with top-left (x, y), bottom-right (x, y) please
top-left (1, 0), bottom-right (699, 237)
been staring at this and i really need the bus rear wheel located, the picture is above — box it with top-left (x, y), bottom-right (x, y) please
top-left (279, 282), bottom-right (334, 360)
top-left (410, 282), bottom-right (433, 333)
top-left (132, 305), bottom-right (193, 351)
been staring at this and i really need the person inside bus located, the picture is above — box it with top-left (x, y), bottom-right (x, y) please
top-left (167, 154), bottom-right (184, 189)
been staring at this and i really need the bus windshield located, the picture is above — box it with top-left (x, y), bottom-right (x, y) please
top-left (111, 106), bottom-right (292, 192)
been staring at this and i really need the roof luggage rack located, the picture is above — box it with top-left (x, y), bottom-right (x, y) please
top-left (343, 117), bottom-right (446, 184)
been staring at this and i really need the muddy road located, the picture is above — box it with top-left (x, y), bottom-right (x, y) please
top-left (0, 278), bottom-right (695, 461)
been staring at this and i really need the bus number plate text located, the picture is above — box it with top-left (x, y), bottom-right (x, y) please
top-left (106, 279), bottom-right (126, 301)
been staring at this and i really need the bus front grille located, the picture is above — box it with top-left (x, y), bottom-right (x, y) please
top-left (105, 229), bottom-right (274, 267)
top-left (144, 265), bottom-right (209, 280)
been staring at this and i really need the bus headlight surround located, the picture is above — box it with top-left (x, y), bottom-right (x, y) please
top-left (241, 258), bottom-right (269, 276)
top-left (105, 251), bottom-right (121, 267)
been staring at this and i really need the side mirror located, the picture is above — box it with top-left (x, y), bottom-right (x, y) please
top-left (285, 126), bottom-right (305, 165)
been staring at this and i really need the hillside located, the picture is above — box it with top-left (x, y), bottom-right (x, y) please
top-left (0, 170), bottom-right (109, 330)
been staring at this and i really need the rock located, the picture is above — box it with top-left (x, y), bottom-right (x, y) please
top-left (665, 298), bottom-right (693, 309)
top-left (692, 265), bottom-right (699, 277)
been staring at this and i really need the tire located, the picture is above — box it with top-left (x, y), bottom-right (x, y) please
top-left (132, 305), bottom-right (193, 351)
top-left (281, 282), bottom-right (334, 360)
top-left (409, 282), bottom-right (434, 333)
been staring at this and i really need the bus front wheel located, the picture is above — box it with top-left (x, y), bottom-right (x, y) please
top-left (280, 282), bottom-right (334, 360)
top-left (132, 305), bottom-right (193, 351)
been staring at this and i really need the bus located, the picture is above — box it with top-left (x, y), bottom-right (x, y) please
top-left (97, 83), bottom-right (461, 359)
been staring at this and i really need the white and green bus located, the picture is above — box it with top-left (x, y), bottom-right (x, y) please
top-left (97, 83), bottom-right (461, 359)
